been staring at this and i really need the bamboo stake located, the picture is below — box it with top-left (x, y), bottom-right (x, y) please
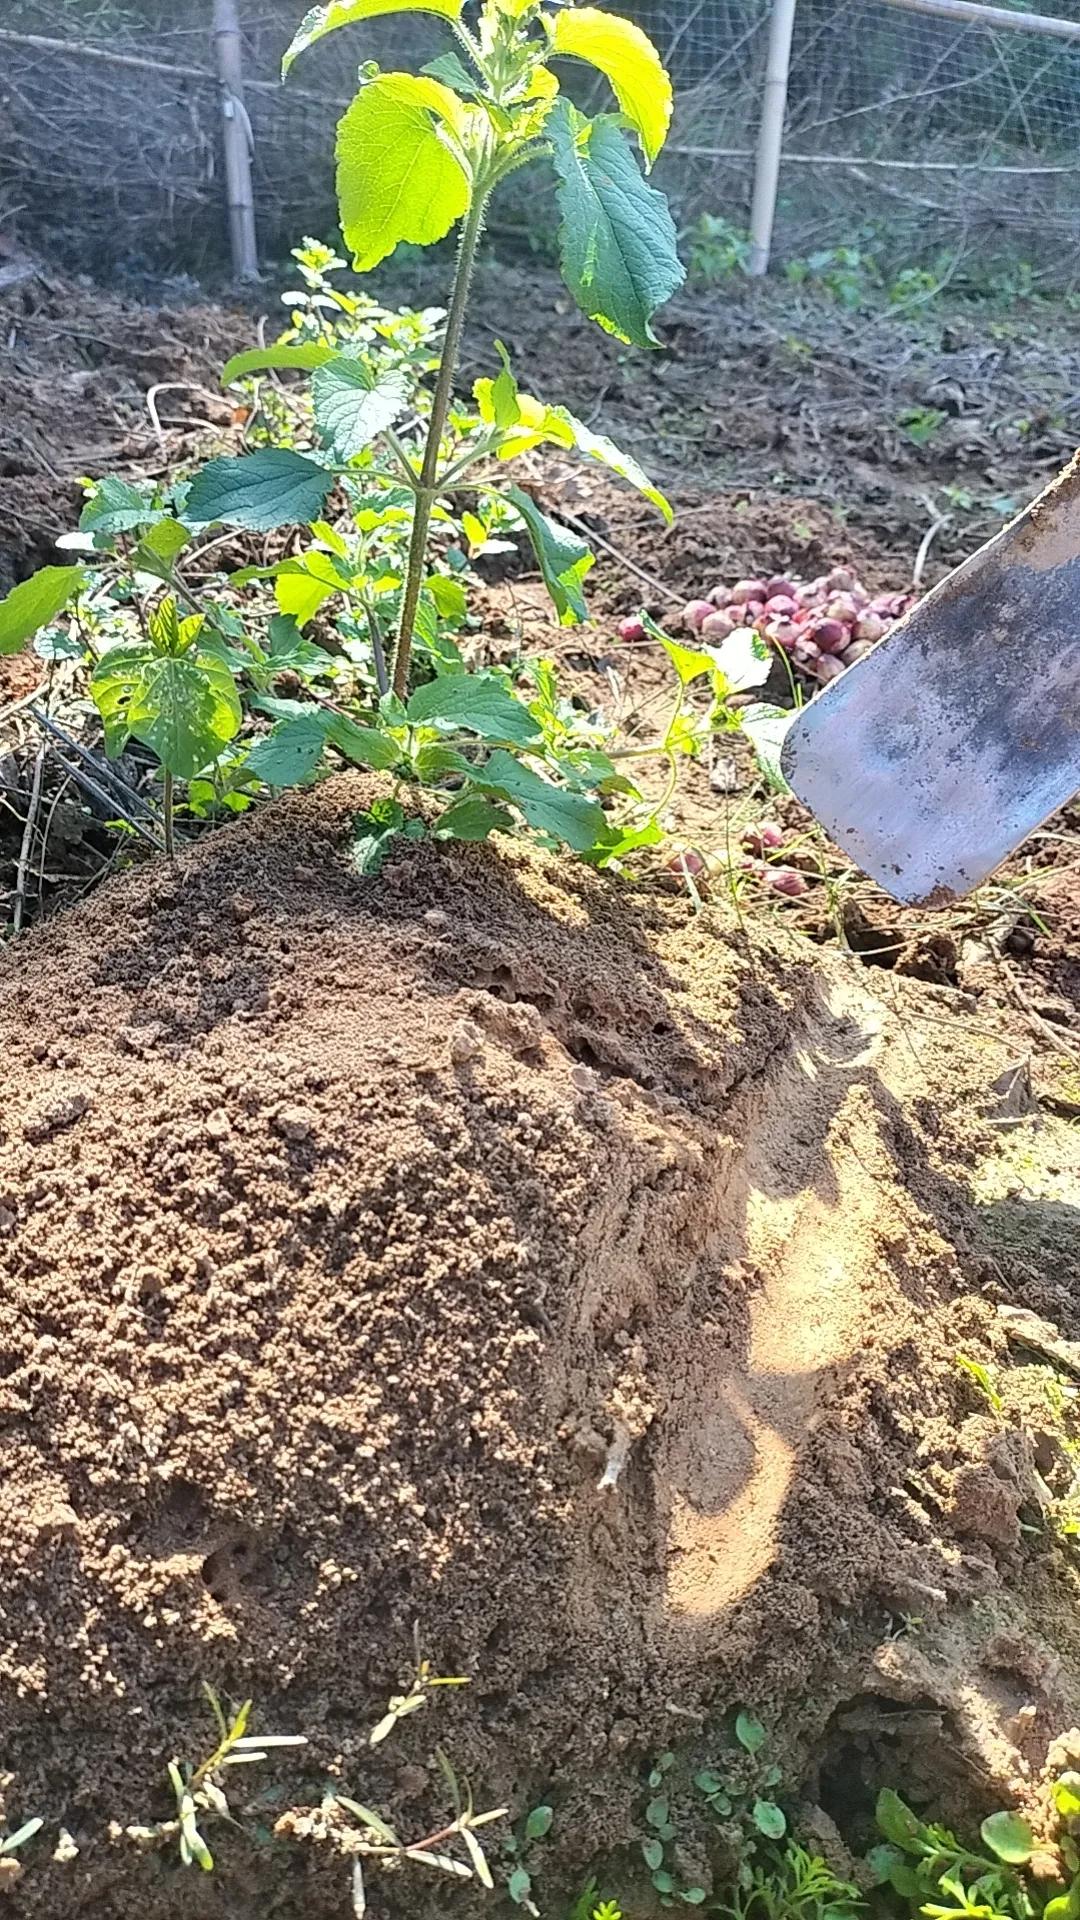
top-left (747, 0), bottom-right (797, 276)
top-left (879, 0), bottom-right (1080, 42)
top-left (211, 0), bottom-right (259, 281)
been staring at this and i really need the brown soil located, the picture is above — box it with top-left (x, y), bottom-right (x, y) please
top-left (2, 775), bottom-right (1080, 1915)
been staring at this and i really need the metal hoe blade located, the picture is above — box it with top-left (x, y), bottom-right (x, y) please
top-left (780, 455), bottom-right (1080, 905)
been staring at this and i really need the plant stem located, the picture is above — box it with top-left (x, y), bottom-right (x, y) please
top-left (392, 186), bottom-right (491, 699)
top-left (162, 770), bottom-right (175, 857)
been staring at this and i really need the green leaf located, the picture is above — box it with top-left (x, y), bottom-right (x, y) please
top-left (551, 8), bottom-right (673, 168)
top-left (337, 73), bottom-right (470, 274)
top-left (752, 1801), bottom-right (786, 1840)
top-left (407, 672), bottom-right (540, 745)
top-left (274, 552), bottom-right (345, 627)
top-left (682, 1893), bottom-right (708, 1908)
top-left (875, 1789), bottom-right (925, 1855)
top-left (652, 1871), bottom-right (675, 1896)
top-left (525, 1806), bottom-right (554, 1843)
top-left (81, 474), bottom-right (157, 535)
top-left (549, 103), bottom-right (683, 349)
top-left (313, 356), bottom-right (410, 459)
top-left (561, 412), bottom-right (672, 522)
top-left (646, 1800), bottom-right (670, 1830)
top-left (186, 450), bottom-right (333, 532)
top-left (508, 1866), bottom-right (534, 1907)
top-left (502, 485), bottom-right (593, 625)
top-left (0, 1818), bottom-right (43, 1856)
top-left (423, 50), bottom-right (483, 96)
top-left (137, 516), bottom-right (191, 565)
top-left (246, 713), bottom-right (330, 787)
top-left (980, 1812), bottom-right (1034, 1864)
top-left (643, 1839), bottom-right (664, 1871)
top-left (283, 0), bottom-right (463, 73)
top-left (481, 750), bottom-right (608, 852)
top-left (1053, 1774), bottom-right (1080, 1819)
top-left (735, 1711), bottom-right (766, 1755)
top-left (711, 626), bottom-right (771, 694)
top-left (221, 342), bottom-right (338, 385)
top-left (739, 703), bottom-right (792, 791)
top-left (91, 644), bottom-right (242, 778)
top-left (0, 566), bottom-right (84, 656)
top-left (427, 574), bottom-right (468, 624)
top-left (432, 792), bottom-right (512, 841)
top-left (324, 712), bottom-right (400, 770)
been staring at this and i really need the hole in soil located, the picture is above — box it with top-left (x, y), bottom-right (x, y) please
top-left (201, 1530), bottom-right (259, 1602)
top-left (817, 1694), bottom-right (966, 1843)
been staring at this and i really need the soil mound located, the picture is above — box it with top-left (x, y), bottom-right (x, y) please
top-left (2, 778), bottom-right (1079, 1917)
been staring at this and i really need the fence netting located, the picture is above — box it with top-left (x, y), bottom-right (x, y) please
top-left (1, 0), bottom-right (1079, 286)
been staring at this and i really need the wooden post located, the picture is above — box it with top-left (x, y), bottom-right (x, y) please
top-left (212, 0), bottom-right (259, 280)
top-left (747, 0), bottom-right (797, 277)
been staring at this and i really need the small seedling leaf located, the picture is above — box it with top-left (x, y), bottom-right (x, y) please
top-left (283, 0), bottom-right (464, 74)
top-left (0, 566), bottom-right (85, 656)
top-left (336, 1799), bottom-right (401, 1847)
top-left (405, 1847), bottom-right (473, 1878)
top-left (0, 1818), bottom-right (43, 1855)
top-left (645, 1799), bottom-right (669, 1830)
top-left (336, 73), bottom-right (470, 273)
top-left (652, 1869), bottom-right (675, 1895)
top-left (876, 1788), bottom-right (925, 1854)
top-left (1053, 1774), bottom-right (1080, 1819)
top-left (461, 1824), bottom-right (494, 1889)
top-left (735, 1711), bottom-right (766, 1754)
top-left (549, 102), bottom-right (684, 350)
top-left (509, 1866), bottom-right (534, 1905)
top-left (682, 1892), bottom-right (708, 1907)
top-left (643, 1839), bottom-right (664, 1870)
top-left (524, 1805), bottom-right (554, 1843)
top-left (981, 1811), bottom-right (1034, 1864)
top-left (752, 1800), bottom-right (786, 1839)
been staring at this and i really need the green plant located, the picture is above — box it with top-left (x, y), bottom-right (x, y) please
top-left (784, 248), bottom-right (878, 311)
top-left (168, 1684), bottom-right (308, 1872)
top-left (897, 406), bottom-right (947, 448)
top-left (0, 0), bottom-right (686, 870)
top-left (869, 1789), bottom-right (1048, 1920)
top-left (716, 1844), bottom-right (861, 1920)
top-left (689, 215), bottom-right (751, 283)
top-left (0, 1817), bottom-right (43, 1858)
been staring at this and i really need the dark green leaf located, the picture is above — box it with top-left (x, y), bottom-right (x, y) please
top-left (407, 673), bottom-right (540, 745)
top-left (735, 1711), bottom-right (766, 1755)
top-left (81, 474), bottom-right (158, 535)
top-left (524, 1806), bottom-right (554, 1843)
top-left (221, 342), bottom-right (338, 385)
top-left (312, 356), bottom-right (410, 459)
top-left (502, 484), bottom-right (593, 625)
top-left (0, 566), bottom-right (84, 656)
top-left (186, 450), bottom-right (333, 532)
top-left (324, 712), bottom-right (400, 771)
top-left (981, 1812), bottom-right (1034, 1865)
top-left (432, 793), bottom-right (512, 842)
top-left (422, 50), bottom-right (482, 95)
top-left (481, 750), bottom-right (607, 852)
top-left (549, 102), bottom-right (683, 349)
top-left (246, 713), bottom-right (330, 787)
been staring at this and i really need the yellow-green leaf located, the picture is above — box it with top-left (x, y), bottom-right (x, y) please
top-left (551, 8), bottom-right (672, 168)
top-left (336, 73), bottom-right (470, 273)
top-left (283, 0), bottom-right (463, 75)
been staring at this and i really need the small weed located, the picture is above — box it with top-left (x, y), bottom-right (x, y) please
top-left (689, 215), bottom-right (751, 283)
top-left (168, 1684), bottom-right (308, 1872)
top-left (0, 1817), bottom-right (43, 1858)
top-left (897, 406), bottom-right (947, 448)
top-left (955, 1353), bottom-right (1003, 1415)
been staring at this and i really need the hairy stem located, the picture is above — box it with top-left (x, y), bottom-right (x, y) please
top-left (392, 187), bottom-right (491, 699)
top-left (162, 770), bottom-right (175, 858)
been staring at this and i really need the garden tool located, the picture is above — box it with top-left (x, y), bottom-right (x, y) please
top-left (781, 454), bottom-right (1080, 905)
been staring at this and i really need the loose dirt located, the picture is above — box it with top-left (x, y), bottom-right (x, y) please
top-left (2, 775), bottom-right (1079, 1917)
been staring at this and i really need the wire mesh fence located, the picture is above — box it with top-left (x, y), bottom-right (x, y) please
top-left (1, 0), bottom-right (1079, 286)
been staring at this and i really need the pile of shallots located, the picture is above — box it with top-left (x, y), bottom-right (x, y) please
top-left (622, 565), bottom-right (917, 686)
